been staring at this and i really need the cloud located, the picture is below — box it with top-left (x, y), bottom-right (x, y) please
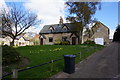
top-left (24, 0), bottom-right (66, 33)
top-left (0, 0), bottom-right (8, 14)
top-left (25, 26), bottom-right (40, 33)
top-left (0, 0), bottom-right (6, 8)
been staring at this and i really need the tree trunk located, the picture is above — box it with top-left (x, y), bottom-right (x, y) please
top-left (79, 33), bottom-right (82, 44)
top-left (10, 38), bottom-right (15, 46)
top-left (78, 29), bottom-right (83, 44)
top-left (78, 33), bottom-right (81, 44)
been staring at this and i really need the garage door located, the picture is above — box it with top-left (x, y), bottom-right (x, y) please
top-left (95, 38), bottom-right (104, 45)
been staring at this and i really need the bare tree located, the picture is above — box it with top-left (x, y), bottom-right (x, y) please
top-left (1, 3), bottom-right (41, 46)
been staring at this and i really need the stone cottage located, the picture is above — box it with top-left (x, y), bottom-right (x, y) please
top-left (83, 21), bottom-right (110, 45)
top-left (39, 18), bottom-right (110, 45)
top-left (39, 25), bottom-right (79, 45)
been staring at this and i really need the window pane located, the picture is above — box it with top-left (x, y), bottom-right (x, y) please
top-left (62, 37), bottom-right (67, 41)
top-left (97, 28), bottom-right (100, 32)
top-left (49, 37), bottom-right (53, 42)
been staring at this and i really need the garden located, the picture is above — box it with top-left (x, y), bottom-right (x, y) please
top-left (2, 44), bottom-right (104, 78)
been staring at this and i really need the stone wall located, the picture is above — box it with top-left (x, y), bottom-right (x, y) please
top-left (40, 33), bottom-right (79, 45)
top-left (83, 22), bottom-right (110, 45)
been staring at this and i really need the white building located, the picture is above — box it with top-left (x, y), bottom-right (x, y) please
top-left (0, 36), bottom-right (30, 46)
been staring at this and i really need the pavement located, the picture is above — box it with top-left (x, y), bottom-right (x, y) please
top-left (51, 42), bottom-right (120, 78)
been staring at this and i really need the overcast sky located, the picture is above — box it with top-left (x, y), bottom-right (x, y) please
top-left (1, 0), bottom-right (119, 39)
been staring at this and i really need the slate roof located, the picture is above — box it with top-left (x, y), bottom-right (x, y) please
top-left (39, 23), bottom-right (78, 34)
top-left (39, 21), bottom-right (109, 35)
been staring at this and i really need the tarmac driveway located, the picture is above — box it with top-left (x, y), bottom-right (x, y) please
top-left (51, 42), bottom-right (120, 78)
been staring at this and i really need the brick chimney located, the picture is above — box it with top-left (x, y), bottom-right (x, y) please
top-left (59, 16), bottom-right (63, 24)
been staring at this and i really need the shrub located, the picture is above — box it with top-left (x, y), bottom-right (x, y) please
top-left (54, 39), bottom-right (62, 45)
top-left (2, 45), bottom-right (21, 66)
top-left (113, 24), bottom-right (120, 42)
top-left (2, 41), bottom-right (4, 45)
top-left (83, 40), bottom-right (96, 44)
top-left (61, 41), bottom-right (70, 45)
top-left (54, 39), bottom-right (70, 45)
top-left (16, 44), bottom-right (18, 46)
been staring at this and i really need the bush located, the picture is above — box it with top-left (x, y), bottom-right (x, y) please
top-left (54, 39), bottom-right (62, 45)
top-left (2, 41), bottom-right (4, 45)
top-left (61, 41), bottom-right (70, 45)
top-left (113, 24), bottom-right (120, 42)
top-left (54, 40), bottom-right (70, 45)
top-left (83, 40), bottom-right (96, 44)
top-left (2, 45), bottom-right (21, 66)
top-left (16, 44), bottom-right (18, 46)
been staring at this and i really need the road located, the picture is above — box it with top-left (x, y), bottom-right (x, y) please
top-left (51, 42), bottom-right (120, 78)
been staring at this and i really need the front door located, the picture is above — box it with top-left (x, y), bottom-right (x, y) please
top-left (72, 37), bottom-right (76, 45)
top-left (40, 38), bottom-right (43, 45)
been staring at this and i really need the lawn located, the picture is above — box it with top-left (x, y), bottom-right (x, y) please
top-left (4, 44), bottom-right (104, 78)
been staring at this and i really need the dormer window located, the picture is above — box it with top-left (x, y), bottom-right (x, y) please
top-left (63, 26), bottom-right (68, 31)
top-left (49, 26), bottom-right (54, 32)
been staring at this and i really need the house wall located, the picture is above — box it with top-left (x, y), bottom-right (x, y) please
top-left (70, 34), bottom-right (79, 45)
top-left (29, 42), bottom-right (34, 45)
top-left (32, 34), bottom-right (40, 45)
top-left (0, 36), bottom-right (30, 46)
top-left (91, 23), bottom-right (110, 44)
top-left (83, 35), bottom-right (89, 43)
top-left (25, 41), bottom-right (30, 45)
top-left (17, 37), bottom-right (26, 46)
top-left (43, 34), bottom-right (54, 45)
top-left (0, 36), bottom-right (12, 46)
top-left (16, 37), bottom-right (30, 46)
top-left (14, 40), bottom-right (18, 46)
top-left (83, 23), bottom-right (110, 45)
top-left (40, 33), bottom-right (79, 45)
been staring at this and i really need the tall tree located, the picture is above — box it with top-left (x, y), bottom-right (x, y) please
top-left (113, 24), bottom-right (120, 42)
top-left (65, 2), bottom-right (101, 44)
top-left (84, 27), bottom-right (93, 39)
top-left (1, 3), bottom-right (41, 46)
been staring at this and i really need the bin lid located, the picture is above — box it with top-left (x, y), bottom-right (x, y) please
top-left (64, 55), bottom-right (76, 58)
